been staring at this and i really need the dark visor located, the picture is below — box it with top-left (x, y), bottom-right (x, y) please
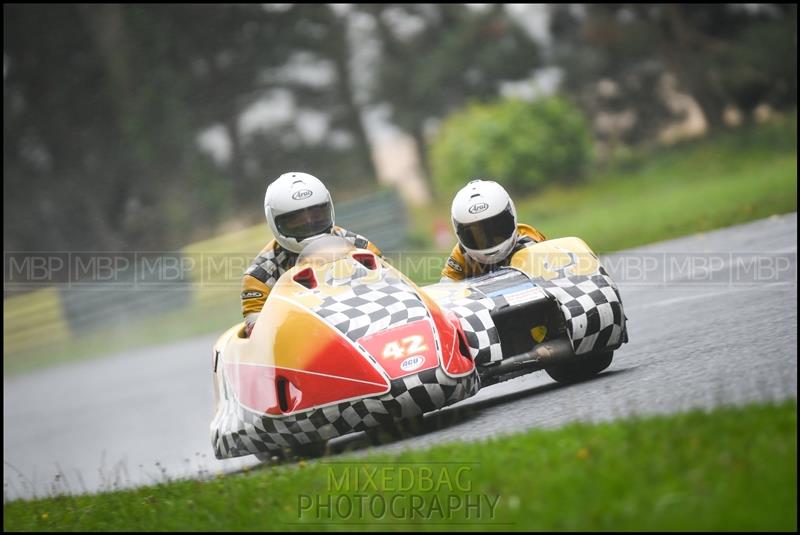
top-left (455, 205), bottom-right (515, 250)
top-left (275, 202), bottom-right (333, 240)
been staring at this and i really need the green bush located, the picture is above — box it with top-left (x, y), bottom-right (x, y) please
top-left (430, 96), bottom-right (594, 196)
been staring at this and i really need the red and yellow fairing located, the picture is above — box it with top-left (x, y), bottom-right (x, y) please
top-left (399, 268), bottom-right (476, 378)
top-left (216, 249), bottom-right (476, 417)
top-left (509, 237), bottom-right (600, 280)
top-left (358, 319), bottom-right (440, 380)
top-left (220, 290), bottom-right (389, 416)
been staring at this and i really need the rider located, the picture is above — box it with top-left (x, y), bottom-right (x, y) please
top-left (241, 172), bottom-right (382, 335)
top-left (440, 179), bottom-right (547, 281)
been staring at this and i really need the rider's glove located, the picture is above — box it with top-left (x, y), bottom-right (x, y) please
top-left (244, 313), bottom-right (259, 338)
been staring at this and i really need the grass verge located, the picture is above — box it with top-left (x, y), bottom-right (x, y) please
top-left (4, 400), bottom-right (796, 531)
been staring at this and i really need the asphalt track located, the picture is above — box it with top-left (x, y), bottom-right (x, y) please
top-left (4, 213), bottom-right (797, 501)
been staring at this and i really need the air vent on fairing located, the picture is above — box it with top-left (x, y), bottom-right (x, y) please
top-left (293, 267), bottom-right (318, 289)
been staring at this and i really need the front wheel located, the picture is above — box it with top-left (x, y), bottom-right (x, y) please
top-left (545, 351), bottom-right (613, 384)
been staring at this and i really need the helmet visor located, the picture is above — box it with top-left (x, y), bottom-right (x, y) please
top-left (455, 205), bottom-right (516, 251)
top-left (274, 202), bottom-right (333, 240)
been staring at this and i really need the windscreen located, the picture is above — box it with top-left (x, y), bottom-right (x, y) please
top-left (296, 234), bottom-right (355, 267)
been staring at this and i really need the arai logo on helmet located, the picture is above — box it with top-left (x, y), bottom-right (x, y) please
top-left (468, 202), bottom-right (489, 214)
top-left (291, 189), bottom-right (313, 201)
top-left (400, 355), bottom-right (425, 372)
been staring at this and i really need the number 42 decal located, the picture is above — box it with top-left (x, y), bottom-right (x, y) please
top-left (382, 336), bottom-right (427, 359)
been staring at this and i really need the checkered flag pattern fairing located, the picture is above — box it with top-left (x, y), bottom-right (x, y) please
top-left (431, 288), bottom-right (503, 365)
top-left (430, 261), bottom-right (626, 360)
top-left (212, 365), bottom-right (479, 459)
top-left (532, 265), bottom-right (626, 355)
top-left (312, 275), bottom-right (431, 342)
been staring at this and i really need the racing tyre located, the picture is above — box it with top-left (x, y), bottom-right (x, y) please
top-left (545, 351), bottom-right (613, 384)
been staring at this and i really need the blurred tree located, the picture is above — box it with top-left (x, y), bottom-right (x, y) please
top-left (653, 4), bottom-right (796, 128)
top-left (703, 5), bottom-right (797, 121)
top-left (149, 4), bottom-right (298, 204)
top-left (549, 4), bottom-right (797, 145)
top-left (4, 4), bottom-right (289, 251)
top-left (238, 4), bottom-right (379, 193)
top-left (549, 5), bottom-right (678, 147)
top-left (5, 4), bottom-right (128, 252)
top-left (359, 4), bottom-right (541, 197)
top-left (4, 4), bottom-right (381, 253)
top-left (301, 5), bottom-right (378, 186)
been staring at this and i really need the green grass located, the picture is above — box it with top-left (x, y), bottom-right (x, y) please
top-left (4, 400), bottom-right (796, 531)
top-left (515, 122), bottom-right (798, 256)
top-left (4, 116), bottom-right (797, 375)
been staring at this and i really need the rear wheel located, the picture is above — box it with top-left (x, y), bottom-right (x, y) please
top-left (545, 351), bottom-right (613, 384)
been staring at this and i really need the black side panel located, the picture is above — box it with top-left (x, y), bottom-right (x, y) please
top-left (491, 298), bottom-right (566, 357)
top-left (466, 267), bottom-right (567, 357)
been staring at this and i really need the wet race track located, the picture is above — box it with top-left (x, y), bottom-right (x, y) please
top-left (4, 213), bottom-right (797, 500)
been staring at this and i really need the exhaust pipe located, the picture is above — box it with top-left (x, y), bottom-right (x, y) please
top-left (480, 338), bottom-right (575, 380)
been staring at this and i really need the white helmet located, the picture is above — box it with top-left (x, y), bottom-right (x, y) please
top-left (451, 179), bottom-right (518, 265)
top-left (264, 172), bottom-right (335, 253)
